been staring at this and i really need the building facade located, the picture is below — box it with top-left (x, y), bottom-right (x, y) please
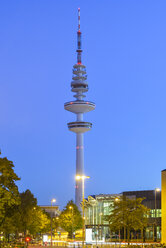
top-left (84, 194), bottom-right (121, 242)
top-left (84, 190), bottom-right (161, 242)
top-left (123, 190), bottom-right (161, 240)
top-left (161, 169), bottom-right (166, 244)
top-left (39, 205), bottom-right (60, 217)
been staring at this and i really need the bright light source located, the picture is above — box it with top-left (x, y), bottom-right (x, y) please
top-left (155, 188), bottom-right (160, 192)
top-left (51, 198), bottom-right (56, 203)
top-left (69, 206), bottom-right (73, 209)
top-left (76, 175), bottom-right (81, 180)
top-left (75, 175), bottom-right (90, 180)
top-left (25, 237), bottom-right (30, 242)
top-left (115, 197), bottom-right (120, 201)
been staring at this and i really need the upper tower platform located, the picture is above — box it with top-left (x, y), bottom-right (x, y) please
top-left (64, 8), bottom-right (95, 208)
top-left (64, 8), bottom-right (95, 122)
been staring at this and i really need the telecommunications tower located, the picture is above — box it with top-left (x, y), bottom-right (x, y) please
top-left (64, 8), bottom-right (95, 208)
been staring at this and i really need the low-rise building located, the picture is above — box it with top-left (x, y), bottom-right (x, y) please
top-left (84, 190), bottom-right (161, 242)
top-left (84, 194), bottom-right (121, 242)
top-left (123, 190), bottom-right (161, 240)
top-left (39, 205), bottom-right (60, 217)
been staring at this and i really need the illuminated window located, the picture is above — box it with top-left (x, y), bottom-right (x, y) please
top-left (150, 209), bottom-right (161, 218)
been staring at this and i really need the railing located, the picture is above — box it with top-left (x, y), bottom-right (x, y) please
top-left (68, 122), bottom-right (92, 129)
top-left (64, 101), bottom-right (95, 106)
top-left (72, 76), bottom-right (87, 81)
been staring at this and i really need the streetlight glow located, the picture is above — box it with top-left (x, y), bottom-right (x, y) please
top-left (51, 198), bottom-right (56, 203)
top-left (154, 188), bottom-right (160, 242)
top-left (75, 175), bottom-right (90, 180)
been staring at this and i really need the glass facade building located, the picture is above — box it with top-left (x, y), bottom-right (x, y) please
top-left (84, 194), bottom-right (121, 241)
top-left (84, 190), bottom-right (161, 242)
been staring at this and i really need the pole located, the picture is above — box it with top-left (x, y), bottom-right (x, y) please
top-left (82, 177), bottom-right (85, 248)
top-left (71, 207), bottom-right (73, 240)
top-left (51, 201), bottom-right (53, 248)
top-left (154, 190), bottom-right (157, 242)
top-left (75, 133), bottom-right (84, 209)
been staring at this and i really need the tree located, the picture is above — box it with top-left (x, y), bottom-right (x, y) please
top-left (27, 207), bottom-right (51, 235)
top-left (0, 154), bottom-right (20, 227)
top-left (16, 189), bottom-right (37, 235)
top-left (0, 205), bottom-right (19, 242)
top-left (106, 197), bottom-right (150, 243)
top-left (59, 200), bottom-right (82, 238)
top-left (52, 216), bottom-right (60, 232)
top-left (1, 190), bottom-right (51, 241)
top-left (0, 153), bottom-right (50, 240)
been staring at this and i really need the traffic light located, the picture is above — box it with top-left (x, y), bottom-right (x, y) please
top-left (25, 237), bottom-right (31, 242)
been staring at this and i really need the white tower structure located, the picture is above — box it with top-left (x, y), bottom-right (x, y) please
top-left (64, 8), bottom-right (95, 208)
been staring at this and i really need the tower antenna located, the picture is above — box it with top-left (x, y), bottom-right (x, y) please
top-left (78, 7), bottom-right (80, 31)
top-left (77, 8), bottom-right (82, 64)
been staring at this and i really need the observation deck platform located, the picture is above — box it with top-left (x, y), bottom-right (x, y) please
top-left (67, 121), bottom-right (92, 133)
top-left (64, 100), bottom-right (95, 113)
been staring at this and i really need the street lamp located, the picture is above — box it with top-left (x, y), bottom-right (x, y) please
top-left (76, 175), bottom-right (90, 247)
top-left (99, 212), bottom-right (103, 241)
top-left (51, 198), bottom-right (56, 247)
top-left (69, 206), bottom-right (74, 240)
top-left (114, 197), bottom-right (121, 242)
top-left (99, 212), bottom-right (103, 225)
top-left (154, 188), bottom-right (160, 242)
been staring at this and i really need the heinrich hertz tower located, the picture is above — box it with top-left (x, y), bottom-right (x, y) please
top-left (64, 9), bottom-right (95, 208)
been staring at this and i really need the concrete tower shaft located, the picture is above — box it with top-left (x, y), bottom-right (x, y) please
top-left (64, 9), bottom-right (95, 208)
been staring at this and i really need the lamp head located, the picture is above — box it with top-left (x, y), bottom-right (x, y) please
top-left (75, 175), bottom-right (90, 180)
top-left (51, 198), bottom-right (56, 203)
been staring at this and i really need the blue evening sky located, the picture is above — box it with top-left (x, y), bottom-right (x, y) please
top-left (0, 0), bottom-right (166, 208)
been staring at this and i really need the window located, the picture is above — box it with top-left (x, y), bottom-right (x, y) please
top-left (150, 209), bottom-right (161, 218)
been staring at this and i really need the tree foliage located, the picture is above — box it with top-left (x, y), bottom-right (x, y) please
top-left (59, 200), bottom-right (82, 238)
top-left (0, 154), bottom-right (20, 225)
top-left (0, 153), bottom-right (50, 241)
top-left (17, 189), bottom-right (37, 234)
top-left (15, 189), bottom-right (50, 236)
top-left (26, 206), bottom-right (51, 235)
top-left (106, 196), bottom-right (150, 241)
top-left (1, 189), bottom-right (50, 240)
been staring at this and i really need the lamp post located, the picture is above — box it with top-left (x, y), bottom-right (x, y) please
top-left (154, 188), bottom-right (160, 242)
top-left (51, 198), bottom-right (56, 248)
top-left (99, 213), bottom-right (103, 241)
top-left (69, 206), bottom-right (74, 240)
top-left (76, 175), bottom-right (90, 248)
top-left (114, 197), bottom-right (121, 243)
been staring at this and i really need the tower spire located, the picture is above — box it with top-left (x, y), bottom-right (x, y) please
top-left (77, 8), bottom-right (82, 64)
top-left (78, 7), bottom-right (80, 31)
